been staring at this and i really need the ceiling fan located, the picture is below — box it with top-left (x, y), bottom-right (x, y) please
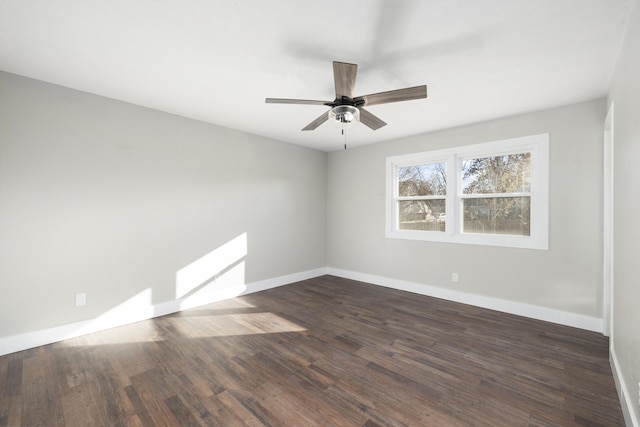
top-left (266, 61), bottom-right (427, 131)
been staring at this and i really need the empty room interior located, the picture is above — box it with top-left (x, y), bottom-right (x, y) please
top-left (1, 1), bottom-right (640, 426)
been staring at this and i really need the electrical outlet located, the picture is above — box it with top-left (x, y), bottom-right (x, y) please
top-left (75, 293), bottom-right (86, 307)
top-left (451, 272), bottom-right (459, 283)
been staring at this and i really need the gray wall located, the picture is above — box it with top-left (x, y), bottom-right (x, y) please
top-left (0, 72), bottom-right (327, 338)
top-left (608, 0), bottom-right (640, 422)
top-left (327, 99), bottom-right (605, 318)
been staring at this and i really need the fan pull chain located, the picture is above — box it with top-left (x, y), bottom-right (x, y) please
top-left (342, 128), bottom-right (347, 150)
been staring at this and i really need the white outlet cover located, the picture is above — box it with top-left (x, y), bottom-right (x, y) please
top-left (75, 293), bottom-right (86, 307)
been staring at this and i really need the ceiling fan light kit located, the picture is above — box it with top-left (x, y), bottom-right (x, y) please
top-left (329, 105), bottom-right (359, 126)
top-left (266, 61), bottom-right (427, 132)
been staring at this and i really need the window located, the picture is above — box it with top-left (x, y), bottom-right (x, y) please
top-left (397, 162), bottom-right (447, 232)
top-left (461, 152), bottom-right (531, 236)
top-left (386, 134), bottom-right (549, 249)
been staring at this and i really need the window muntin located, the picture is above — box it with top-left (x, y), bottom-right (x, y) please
top-left (386, 134), bottom-right (548, 250)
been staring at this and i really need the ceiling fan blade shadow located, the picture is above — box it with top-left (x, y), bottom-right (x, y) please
top-left (356, 85), bottom-right (427, 107)
top-left (358, 108), bottom-right (387, 130)
top-left (302, 110), bottom-right (330, 131)
top-left (369, 0), bottom-right (417, 59)
top-left (266, 98), bottom-right (331, 105)
top-left (333, 61), bottom-right (358, 99)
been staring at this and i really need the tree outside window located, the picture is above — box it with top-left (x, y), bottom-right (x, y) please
top-left (397, 163), bottom-right (446, 231)
top-left (461, 153), bottom-right (531, 236)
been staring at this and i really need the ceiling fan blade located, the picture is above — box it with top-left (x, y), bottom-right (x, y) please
top-left (355, 85), bottom-right (427, 107)
top-left (302, 110), bottom-right (330, 131)
top-left (358, 107), bottom-right (387, 130)
top-left (265, 98), bottom-right (331, 105)
top-left (333, 61), bottom-right (358, 99)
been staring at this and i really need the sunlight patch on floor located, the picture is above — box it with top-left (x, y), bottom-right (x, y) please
top-left (167, 312), bottom-right (306, 338)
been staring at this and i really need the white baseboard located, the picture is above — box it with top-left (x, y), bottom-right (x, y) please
top-left (326, 267), bottom-right (603, 333)
top-left (0, 267), bottom-right (327, 357)
top-left (611, 347), bottom-right (640, 427)
top-left (0, 266), bottom-right (604, 356)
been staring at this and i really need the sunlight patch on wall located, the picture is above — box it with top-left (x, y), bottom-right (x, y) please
top-left (57, 233), bottom-right (257, 348)
top-left (176, 233), bottom-right (248, 300)
top-left (62, 288), bottom-right (157, 346)
top-left (179, 261), bottom-right (247, 310)
top-left (168, 312), bottom-right (306, 338)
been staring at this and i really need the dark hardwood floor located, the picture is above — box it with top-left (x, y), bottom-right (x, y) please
top-left (0, 275), bottom-right (624, 426)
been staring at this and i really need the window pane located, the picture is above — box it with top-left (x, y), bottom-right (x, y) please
top-left (463, 197), bottom-right (530, 236)
top-left (398, 199), bottom-right (446, 231)
top-left (462, 153), bottom-right (531, 194)
top-left (398, 163), bottom-right (447, 196)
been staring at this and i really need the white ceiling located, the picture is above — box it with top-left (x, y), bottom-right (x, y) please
top-left (0, 0), bottom-right (634, 151)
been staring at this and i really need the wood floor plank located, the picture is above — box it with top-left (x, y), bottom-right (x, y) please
top-left (210, 389), bottom-right (265, 427)
top-left (0, 394), bottom-right (20, 427)
top-left (165, 394), bottom-right (206, 426)
top-left (20, 352), bottom-right (66, 426)
top-left (127, 368), bottom-right (182, 426)
top-left (2, 359), bottom-right (21, 399)
top-left (61, 381), bottom-right (111, 426)
top-left (0, 275), bottom-right (625, 426)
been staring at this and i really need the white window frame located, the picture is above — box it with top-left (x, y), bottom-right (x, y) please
top-left (386, 134), bottom-right (549, 250)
